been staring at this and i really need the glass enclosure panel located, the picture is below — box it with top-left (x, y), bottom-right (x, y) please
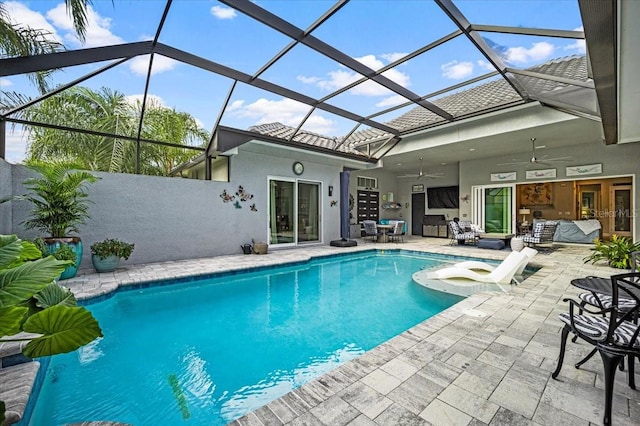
top-left (269, 180), bottom-right (295, 245)
top-left (612, 187), bottom-right (632, 234)
top-left (297, 182), bottom-right (320, 243)
top-left (484, 187), bottom-right (513, 233)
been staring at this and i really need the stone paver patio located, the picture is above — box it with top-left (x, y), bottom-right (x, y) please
top-left (4, 237), bottom-right (640, 425)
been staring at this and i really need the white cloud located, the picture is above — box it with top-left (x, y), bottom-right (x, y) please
top-left (297, 75), bottom-right (321, 84)
top-left (505, 42), bottom-right (555, 64)
top-left (226, 100), bottom-right (245, 112)
top-left (46, 3), bottom-right (124, 48)
top-left (299, 54), bottom-right (411, 97)
top-left (0, 78), bottom-right (13, 88)
top-left (441, 60), bottom-right (474, 79)
top-left (375, 95), bottom-right (406, 108)
top-left (125, 94), bottom-right (167, 108)
top-left (3, 1), bottom-right (61, 43)
top-left (211, 5), bottom-right (237, 19)
top-left (129, 55), bottom-right (178, 76)
top-left (380, 52), bottom-right (408, 63)
top-left (565, 40), bottom-right (586, 54)
top-left (477, 59), bottom-right (495, 72)
top-left (229, 97), bottom-right (336, 134)
top-left (4, 127), bottom-right (30, 164)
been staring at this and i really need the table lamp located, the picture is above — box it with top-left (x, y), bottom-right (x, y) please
top-left (519, 208), bottom-right (531, 225)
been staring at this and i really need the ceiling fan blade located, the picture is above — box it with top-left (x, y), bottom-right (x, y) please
top-left (423, 173), bottom-right (444, 178)
top-left (398, 174), bottom-right (419, 178)
top-left (497, 160), bottom-right (528, 166)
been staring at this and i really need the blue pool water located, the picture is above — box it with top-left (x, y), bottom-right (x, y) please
top-left (29, 251), bottom-right (464, 425)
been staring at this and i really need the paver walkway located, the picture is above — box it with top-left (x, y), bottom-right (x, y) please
top-left (27, 238), bottom-right (640, 425)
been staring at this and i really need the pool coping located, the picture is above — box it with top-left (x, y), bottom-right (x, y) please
top-left (13, 238), bottom-right (640, 425)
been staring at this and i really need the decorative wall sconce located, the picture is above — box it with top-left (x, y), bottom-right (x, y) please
top-left (328, 186), bottom-right (333, 196)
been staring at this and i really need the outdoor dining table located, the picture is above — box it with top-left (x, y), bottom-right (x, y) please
top-left (377, 223), bottom-right (394, 243)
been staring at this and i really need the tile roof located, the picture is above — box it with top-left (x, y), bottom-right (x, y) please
top-left (249, 55), bottom-right (589, 153)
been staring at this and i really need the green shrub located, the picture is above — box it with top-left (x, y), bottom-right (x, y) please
top-left (33, 238), bottom-right (77, 263)
top-left (583, 234), bottom-right (640, 269)
top-left (90, 238), bottom-right (135, 260)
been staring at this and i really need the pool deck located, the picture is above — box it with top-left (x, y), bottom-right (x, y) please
top-left (6, 237), bottom-right (640, 425)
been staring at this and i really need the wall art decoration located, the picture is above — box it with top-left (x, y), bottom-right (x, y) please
top-left (411, 184), bottom-right (424, 192)
top-left (330, 200), bottom-right (338, 207)
top-left (250, 203), bottom-right (257, 212)
top-left (220, 189), bottom-right (235, 203)
top-left (490, 172), bottom-right (516, 181)
top-left (520, 182), bottom-right (553, 206)
top-left (233, 200), bottom-right (242, 209)
top-left (236, 185), bottom-right (254, 202)
top-left (525, 168), bottom-right (556, 179)
top-left (566, 163), bottom-right (602, 176)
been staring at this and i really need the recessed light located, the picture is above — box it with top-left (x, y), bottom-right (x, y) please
top-left (469, 148), bottom-right (475, 151)
top-left (441, 162), bottom-right (446, 165)
top-left (397, 163), bottom-right (402, 166)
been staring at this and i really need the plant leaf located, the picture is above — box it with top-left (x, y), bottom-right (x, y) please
top-left (0, 306), bottom-right (28, 336)
top-left (22, 305), bottom-right (103, 358)
top-left (0, 235), bottom-right (22, 270)
top-left (33, 283), bottom-right (78, 308)
top-left (0, 256), bottom-right (70, 308)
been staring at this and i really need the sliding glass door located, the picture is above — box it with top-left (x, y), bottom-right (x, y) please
top-left (269, 179), bottom-right (321, 246)
top-left (472, 184), bottom-right (515, 234)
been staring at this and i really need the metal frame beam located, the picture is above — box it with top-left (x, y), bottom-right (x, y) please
top-left (470, 24), bottom-right (584, 39)
top-left (435, 0), bottom-right (530, 101)
top-left (0, 42), bottom-right (154, 77)
top-left (578, 0), bottom-right (617, 144)
top-left (219, 0), bottom-right (454, 121)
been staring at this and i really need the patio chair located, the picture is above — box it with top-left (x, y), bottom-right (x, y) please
top-left (449, 220), bottom-right (478, 246)
top-left (416, 250), bottom-right (528, 285)
top-left (552, 272), bottom-right (640, 426)
top-left (362, 220), bottom-right (381, 243)
top-left (522, 221), bottom-right (557, 250)
top-left (388, 220), bottom-right (405, 243)
top-left (452, 247), bottom-right (538, 277)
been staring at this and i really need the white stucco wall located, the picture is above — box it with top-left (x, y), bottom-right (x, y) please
top-left (7, 147), bottom-right (345, 269)
top-left (0, 159), bottom-right (12, 234)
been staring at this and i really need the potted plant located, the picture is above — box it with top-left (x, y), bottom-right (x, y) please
top-left (90, 238), bottom-right (135, 272)
top-left (0, 234), bottom-right (102, 422)
top-left (1, 163), bottom-right (99, 279)
top-left (34, 238), bottom-right (78, 280)
top-left (583, 234), bottom-right (640, 269)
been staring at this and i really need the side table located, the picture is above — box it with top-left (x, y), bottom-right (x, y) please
top-left (510, 237), bottom-right (524, 252)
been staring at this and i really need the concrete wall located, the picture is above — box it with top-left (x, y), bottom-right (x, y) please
top-left (8, 147), bottom-right (343, 269)
top-left (0, 159), bottom-right (12, 234)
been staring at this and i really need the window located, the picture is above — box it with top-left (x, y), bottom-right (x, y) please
top-left (357, 176), bottom-right (377, 189)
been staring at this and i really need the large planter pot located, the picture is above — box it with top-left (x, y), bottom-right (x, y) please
top-left (91, 254), bottom-right (121, 273)
top-left (44, 237), bottom-right (82, 280)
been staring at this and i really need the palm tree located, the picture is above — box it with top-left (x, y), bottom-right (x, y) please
top-left (0, 0), bottom-right (92, 92)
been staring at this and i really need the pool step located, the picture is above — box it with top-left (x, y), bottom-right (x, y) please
top-left (0, 360), bottom-right (40, 425)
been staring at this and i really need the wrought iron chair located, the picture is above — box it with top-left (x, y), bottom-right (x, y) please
top-left (362, 220), bottom-right (381, 243)
top-left (552, 272), bottom-right (640, 426)
top-left (522, 221), bottom-right (557, 250)
top-left (448, 220), bottom-right (478, 246)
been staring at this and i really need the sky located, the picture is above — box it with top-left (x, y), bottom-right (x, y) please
top-left (1, 0), bottom-right (586, 164)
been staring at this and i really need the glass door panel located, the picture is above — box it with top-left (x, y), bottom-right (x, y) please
top-left (297, 182), bottom-right (320, 243)
top-left (484, 187), bottom-right (513, 233)
top-left (269, 180), bottom-right (295, 245)
top-left (610, 185), bottom-right (632, 237)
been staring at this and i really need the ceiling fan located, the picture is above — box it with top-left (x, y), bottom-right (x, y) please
top-left (497, 137), bottom-right (572, 167)
top-left (398, 157), bottom-right (443, 179)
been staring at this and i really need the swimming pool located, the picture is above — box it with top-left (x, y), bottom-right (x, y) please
top-left (28, 250), bottom-right (466, 425)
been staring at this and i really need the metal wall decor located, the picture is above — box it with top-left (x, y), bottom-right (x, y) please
top-left (566, 164), bottom-right (602, 176)
top-left (526, 169), bottom-right (556, 179)
top-left (490, 172), bottom-right (516, 181)
top-left (220, 186), bottom-right (256, 211)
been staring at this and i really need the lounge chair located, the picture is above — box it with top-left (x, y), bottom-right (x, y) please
top-left (452, 247), bottom-right (538, 276)
top-left (415, 250), bottom-right (528, 286)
